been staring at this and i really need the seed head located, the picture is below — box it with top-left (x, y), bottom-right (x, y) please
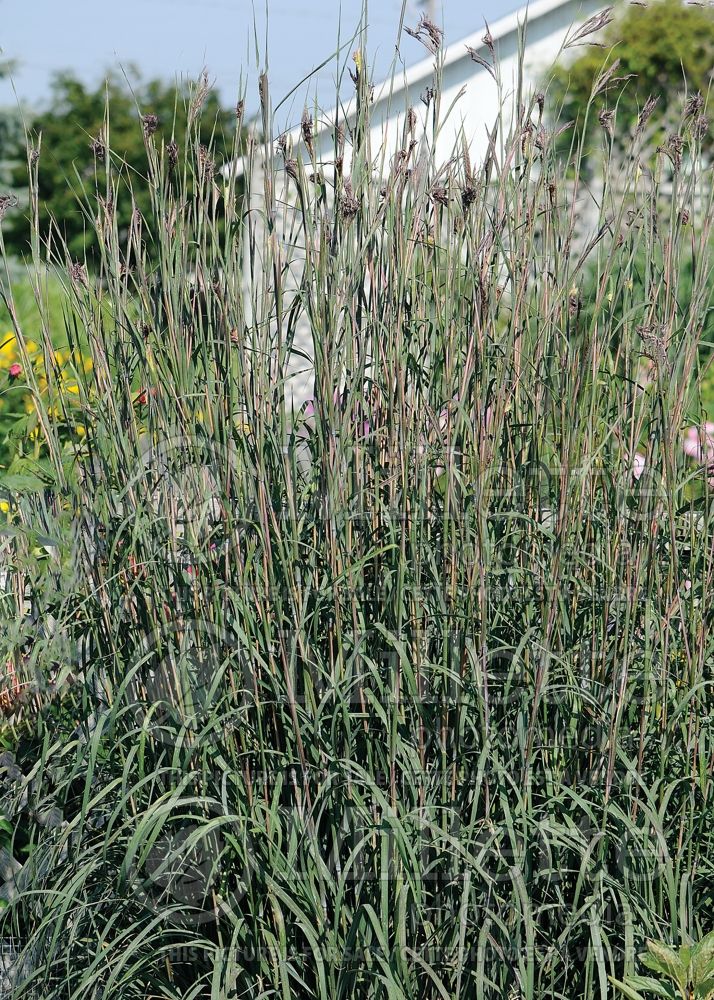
top-left (466, 45), bottom-right (495, 80)
top-left (593, 58), bottom-right (623, 97)
top-left (422, 15), bottom-right (443, 51)
top-left (534, 126), bottom-right (548, 151)
top-left (694, 115), bottom-right (709, 140)
top-left (198, 144), bottom-right (214, 182)
top-left (0, 194), bottom-right (18, 220)
top-left (142, 114), bottom-right (159, 138)
top-left (392, 148), bottom-right (407, 177)
top-left (638, 323), bottom-right (671, 375)
top-left (568, 284), bottom-right (581, 317)
top-left (90, 135), bottom-right (106, 161)
top-left (430, 185), bottom-right (449, 207)
top-left (565, 7), bottom-right (615, 48)
top-left (599, 108), bottom-right (615, 137)
top-left (421, 86), bottom-right (435, 108)
top-left (665, 132), bottom-right (684, 170)
top-left (258, 73), bottom-right (269, 116)
top-left (684, 91), bottom-right (704, 119)
top-left (553, 121), bottom-right (575, 142)
top-left (69, 261), bottom-right (88, 288)
top-left (340, 179), bottom-right (359, 222)
top-left (635, 95), bottom-right (658, 136)
top-left (461, 182), bottom-right (477, 211)
top-left (405, 14), bottom-right (443, 55)
top-left (520, 121), bottom-right (534, 155)
top-left (166, 139), bottom-right (179, 170)
top-left (188, 70), bottom-right (211, 127)
top-left (301, 108), bottom-right (314, 156)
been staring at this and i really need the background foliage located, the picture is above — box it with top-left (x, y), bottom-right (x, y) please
top-left (2, 70), bottom-right (238, 262)
top-left (549, 0), bottom-right (714, 159)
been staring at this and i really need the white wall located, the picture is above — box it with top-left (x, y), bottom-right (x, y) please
top-left (305, 0), bottom-right (607, 174)
top-left (240, 0), bottom-right (610, 411)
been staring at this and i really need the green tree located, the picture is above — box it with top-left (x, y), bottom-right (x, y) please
top-left (4, 70), bottom-right (238, 261)
top-left (549, 0), bottom-right (714, 158)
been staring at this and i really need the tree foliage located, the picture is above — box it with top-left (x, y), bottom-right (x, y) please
top-left (549, 0), bottom-right (714, 156)
top-left (4, 70), bottom-right (238, 261)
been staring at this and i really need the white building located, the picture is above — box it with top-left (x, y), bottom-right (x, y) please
top-left (241, 0), bottom-right (608, 174)
top-left (230, 0), bottom-right (611, 408)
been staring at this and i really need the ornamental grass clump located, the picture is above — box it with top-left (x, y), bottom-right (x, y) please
top-left (0, 12), bottom-right (712, 1000)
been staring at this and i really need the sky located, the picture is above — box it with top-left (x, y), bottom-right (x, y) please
top-left (0, 0), bottom-right (522, 131)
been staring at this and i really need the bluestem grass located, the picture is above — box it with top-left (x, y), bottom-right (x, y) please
top-left (0, 17), bottom-right (711, 1000)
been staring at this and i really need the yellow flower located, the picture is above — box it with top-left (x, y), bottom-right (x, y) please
top-left (0, 333), bottom-right (17, 362)
top-left (75, 424), bottom-right (86, 437)
top-left (0, 501), bottom-right (9, 514)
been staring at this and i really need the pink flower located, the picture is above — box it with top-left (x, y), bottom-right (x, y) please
top-left (682, 423), bottom-right (714, 464)
top-left (7, 363), bottom-right (21, 378)
top-left (632, 452), bottom-right (646, 480)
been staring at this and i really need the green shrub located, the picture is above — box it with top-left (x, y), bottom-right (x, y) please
top-left (2, 70), bottom-right (239, 263)
top-left (549, 0), bottom-right (714, 163)
top-left (611, 932), bottom-right (714, 998)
